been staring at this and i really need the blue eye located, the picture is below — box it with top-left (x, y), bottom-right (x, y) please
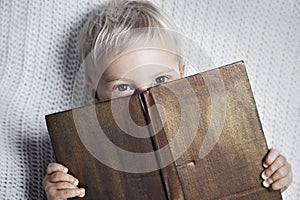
top-left (155, 76), bottom-right (168, 84)
top-left (114, 84), bottom-right (132, 91)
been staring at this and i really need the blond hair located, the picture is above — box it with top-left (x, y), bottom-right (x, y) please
top-left (78, 0), bottom-right (182, 84)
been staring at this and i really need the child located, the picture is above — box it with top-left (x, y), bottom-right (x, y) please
top-left (43, 0), bottom-right (292, 199)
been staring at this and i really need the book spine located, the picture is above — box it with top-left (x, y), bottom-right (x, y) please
top-left (139, 91), bottom-right (185, 200)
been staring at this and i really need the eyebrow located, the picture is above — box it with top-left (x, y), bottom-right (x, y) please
top-left (105, 75), bottom-right (133, 83)
top-left (153, 68), bottom-right (178, 76)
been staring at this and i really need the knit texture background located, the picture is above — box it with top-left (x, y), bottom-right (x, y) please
top-left (0, 0), bottom-right (299, 199)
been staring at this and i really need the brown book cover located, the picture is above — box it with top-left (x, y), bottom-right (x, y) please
top-left (46, 61), bottom-right (282, 199)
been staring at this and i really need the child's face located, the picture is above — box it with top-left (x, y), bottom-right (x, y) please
top-left (94, 49), bottom-right (184, 102)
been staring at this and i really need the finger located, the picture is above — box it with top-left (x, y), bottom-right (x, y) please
top-left (48, 188), bottom-right (85, 199)
top-left (47, 163), bottom-right (68, 175)
top-left (52, 182), bottom-right (79, 190)
top-left (263, 149), bottom-right (279, 168)
top-left (270, 171), bottom-right (293, 190)
top-left (262, 155), bottom-right (286, 179)
top-left (262, 164), bottom-right (290, 187)
top-left (47, 172), bottom-right (79, 186)
top-left (270, 163), bottom-right (290, 182)
top-left (44, 181), bottom-right (78, 197)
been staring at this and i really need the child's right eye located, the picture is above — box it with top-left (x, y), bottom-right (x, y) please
top-left (114, 84), bottom-right (133, 92)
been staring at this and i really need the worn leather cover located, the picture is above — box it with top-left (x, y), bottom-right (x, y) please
top-left (46, 61), bottom-right (282, 199)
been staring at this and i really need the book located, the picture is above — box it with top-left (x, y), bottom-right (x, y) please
top-left (46, 61), bottom-right (282, 199)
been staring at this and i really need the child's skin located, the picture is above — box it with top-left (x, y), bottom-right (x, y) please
top-left (43, 48), bottom-right (293, 199)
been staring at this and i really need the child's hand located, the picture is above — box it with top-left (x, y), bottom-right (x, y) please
top-left (43, 163), bottom-right (85, 200)
top-left (261, 149), bottom-right (292, 192)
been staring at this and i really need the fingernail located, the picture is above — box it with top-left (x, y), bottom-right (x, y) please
top-left (263, 180), bottom-right (270, 188)
top-left (79, 188), bottom-right (85, 197)
top-left (261, 172), bottom-right (267, 180)
top-left (64, 168), bottom-right (68, 173)
top-left (74, 179), bottom-right (79, 186)
top-left (263, 163), bottom-right (268, 168)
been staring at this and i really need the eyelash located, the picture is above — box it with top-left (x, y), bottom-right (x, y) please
top-left (114, 84), bottom-right (133, 92)
top-left (154, 75), bottom-right (169, 85)
top-left (114, 75), bottom-right (170, 92)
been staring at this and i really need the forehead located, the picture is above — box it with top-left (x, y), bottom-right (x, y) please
top-left (102, 48), bottom-right (180, 81)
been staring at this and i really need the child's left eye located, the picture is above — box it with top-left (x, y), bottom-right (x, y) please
top-left (155, 76), bottom-right (169, 84)
top-left (114, 84), bottom-right (133, 92)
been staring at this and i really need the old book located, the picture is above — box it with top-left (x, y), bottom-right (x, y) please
top-left (46, 61), bottom-right (282, 199)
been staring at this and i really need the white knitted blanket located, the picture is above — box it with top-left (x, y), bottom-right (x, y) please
top-left (0, 0), bottom-right (299, 199)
